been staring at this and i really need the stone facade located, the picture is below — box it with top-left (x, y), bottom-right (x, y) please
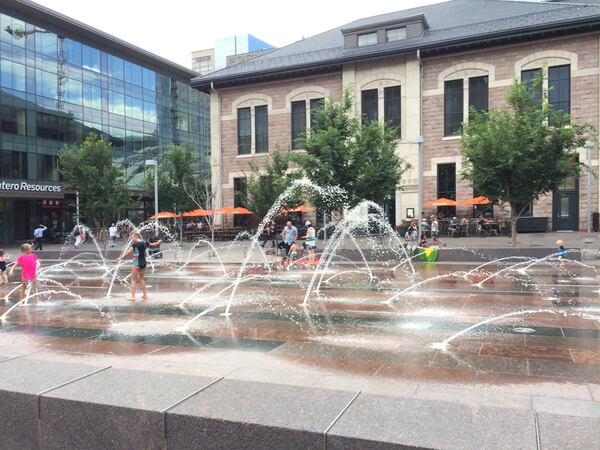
top-left (422, 33), bottom-right (600, 231)
top-left (210, 32), bottom-right (600, 231)
top-left (210, 73), bottom-right (343, 225)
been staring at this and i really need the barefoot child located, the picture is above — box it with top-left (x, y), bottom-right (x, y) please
top-left (286, 242), bottom-right (299, 269)
top-left (0, 250), bottom-right (9, 285)
top-left (555, 240), bottom-right (566, 268)
top-left (9, 244), bottom-right (38, 300)
top-left (116, 233), bottom-right (161, 301)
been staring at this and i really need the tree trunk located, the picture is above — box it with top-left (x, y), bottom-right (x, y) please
top-left (511, 205), bottom-right (518, 248)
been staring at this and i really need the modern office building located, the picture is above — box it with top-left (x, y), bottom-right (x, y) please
top-left (0, 0), bottom-right (210, 243)
top-left (191, 34), bottom-right (274, 74)
top-left (194, 0), bottom-right (600, 232)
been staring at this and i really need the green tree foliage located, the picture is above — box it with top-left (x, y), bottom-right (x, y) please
top-left (292, 89), bottom-right (408, 209)
top-left (146, 143), bottom-right (207, 213)
top-left (244, 148), bottom-right (302, 219)
top-left (59, 133), bottom-right (131, 228)
top-left (461, 79), bottom-right (590, 246)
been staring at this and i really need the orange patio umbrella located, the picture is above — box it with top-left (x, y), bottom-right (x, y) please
top-left (423, 198), bottom-right (458, 207)
top-left (182, 209), bottom-right (213, 217)
top-left (149, 211), bottom-right (180, 219)
top-left (281, 204), bottom-right (316, 213)
top-left (461, 196), bottom-right (491, 206)
top-left (232, 207), bottom-right (253, 215)
top-left (212, 207), bottom-right (238, 215)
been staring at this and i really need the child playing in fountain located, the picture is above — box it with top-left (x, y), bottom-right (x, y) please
top-left (0, 250), bottom-right (10, 285)
top-left (116, 233), bottom-right (162, 301)
top-left (9, 243), bottom-right (38, 301)
top-left (287, 242), bottom-right (298, 265)
top-left (555, 240), bottom-right (566, 268)
top-left (404, 225), bottom-right (418, 256)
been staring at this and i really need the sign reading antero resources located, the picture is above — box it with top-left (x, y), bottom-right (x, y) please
top-left (0, 180), bottom-right (62, 193)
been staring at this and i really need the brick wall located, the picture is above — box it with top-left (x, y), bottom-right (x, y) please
top-left (422, 33), bottom-right (599, 230)
top-left (215, 72), bottom-right (343, 225)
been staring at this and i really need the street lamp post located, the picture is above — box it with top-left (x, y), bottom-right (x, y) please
top-left (145, 159), bottom-right (159, 236)
top-left (412, 136), bottom-right (425, 242)
top-left (584, 141), bottom-right (595, 243)
top-left (75, 190), bottom-right (80, 226)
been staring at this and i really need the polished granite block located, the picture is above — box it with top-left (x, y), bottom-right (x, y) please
top-left (0, 357), bottom-right (105, 450)
top-left (537, 412), bottom-right (600, 450)
top-left (327, 393), bottom-right (537, 450)
top-left (166, 379), bottom-right (357, 450)
top-left (532, 396), bottom-right (600, 418)
top-left (40, 368), bottom-right (218, 450)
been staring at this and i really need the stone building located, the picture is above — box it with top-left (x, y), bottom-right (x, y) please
top-left (193, 0), bottom-right (600, 231)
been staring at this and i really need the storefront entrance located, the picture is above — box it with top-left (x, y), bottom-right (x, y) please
top-left (0, 179), bottom-right (68, 243)
top-left (552, 177), bottom-right (579, 231)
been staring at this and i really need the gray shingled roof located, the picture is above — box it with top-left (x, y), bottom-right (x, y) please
top-left (192, 0), bottom-right (600, 89)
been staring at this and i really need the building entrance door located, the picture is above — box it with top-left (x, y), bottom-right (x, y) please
top-left (552, 177), bottom-right (579, 231)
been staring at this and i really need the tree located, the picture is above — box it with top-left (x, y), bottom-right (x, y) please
top-left (146, 143), bottom-right (203, 213)
top-left (243, 149), bottom-right (302, 219)
top-left (461, 79), bottom-right (590, 246)
top-left (59, 133), bottom-right (131, 228)
top-left (292, 89), bottom-right (408, 210)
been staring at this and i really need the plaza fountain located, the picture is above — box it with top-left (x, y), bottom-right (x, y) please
top-left (0, 181), bottom-right (599, 397)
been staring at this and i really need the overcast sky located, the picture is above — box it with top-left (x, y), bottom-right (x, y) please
top-left (34, 0), bottom-right (446, 69)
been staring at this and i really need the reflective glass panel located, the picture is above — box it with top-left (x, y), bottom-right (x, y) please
top-left (125, 95), bottom-right (143, 120)
top-left (82, 44), bottom-right (101, 72)
top-left (142, 68), bottom-right (156, 91)
top-left (124, 61), bottom-right (143, 86)
top-left (64, 78), bottom-right (83, 105)
top-left (37, 31), bottom-right (58, 58)
top-left (36, 69), bottom-right (58, 99)
top-left (108, 54), bottom-right (124, 80)
top-left (83, 83), bottom-right (101, 110)
top-left (108, 91), bottom-right (125, 115)
top-left (64, 38), bottom-right (82, 66)
top-left (143, 101), bottom-right (157, 123)
top-left (0, 104), bottom-right (26, 135)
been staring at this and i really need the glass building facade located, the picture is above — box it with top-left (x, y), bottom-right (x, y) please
top-left (214, 34), bottom-right (273, 70)
top-left (0, 6), bottom-right (210, 243)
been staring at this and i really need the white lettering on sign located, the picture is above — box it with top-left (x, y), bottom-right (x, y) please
top-left (0, 180), bottom-right (62, 193)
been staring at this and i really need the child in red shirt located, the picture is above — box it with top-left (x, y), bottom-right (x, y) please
top-left (9, 243), bottom-right (38, 301)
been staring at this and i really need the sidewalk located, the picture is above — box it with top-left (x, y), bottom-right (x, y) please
top-left (1, 232), bottom-right (597, 264)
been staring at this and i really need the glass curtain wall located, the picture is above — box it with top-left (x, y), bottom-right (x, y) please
top-left (0, 11), bottom-right (210, 190)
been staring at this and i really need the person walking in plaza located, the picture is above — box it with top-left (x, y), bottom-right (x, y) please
top-left (74, 225), bottom-right (85, 248)
top-left (116, 233), bottom-right (162, 301)
top-left (9, 243), bottom-right (38, 301)
top-left (280, 221), bottom-right (298, 264)
top-left (430, 216), bottom-right (446, 246)
top-left (0, 250), bottom-right (10, 285)
top-left (261, 221), bottom-right (276, 248)
top-left (109, 223), bottom-right (118, 247)
top-left (32, 224), bottom-right (47, 251)
top-left (303, 221), bottom-right (317, 265)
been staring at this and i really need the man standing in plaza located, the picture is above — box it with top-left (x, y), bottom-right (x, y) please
top-left (32, 224), bottom-right (47, 251)
top-left (280, 221), bottom-right (298, 263)
top-left (109, 223), bottom-right (119, 247)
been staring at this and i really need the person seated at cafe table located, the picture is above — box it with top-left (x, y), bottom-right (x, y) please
top-left (448, 216), bottom-right (458, 236)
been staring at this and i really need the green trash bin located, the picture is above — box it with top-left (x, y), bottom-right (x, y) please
top-left (418, 247), bottom-right (439, 262)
